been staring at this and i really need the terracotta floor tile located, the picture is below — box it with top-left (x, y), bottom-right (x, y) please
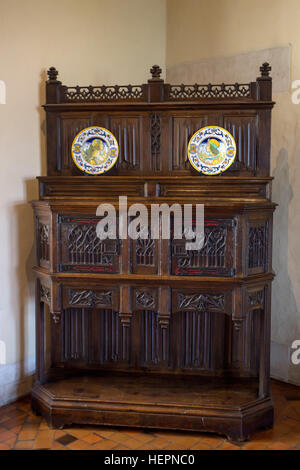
top-left (190, 442), bottom-right (212, 450)
top-left (110, 431), bottom-right (134, 444)
top-left (82, 432), bottom-right (103, 444)
top-left (196, 434), bottom-right (224, 447)
top-left (51, 441), bottom-right (65, 450)
top-left (112, 445), bottom-right (130, 450)
top-left (0, 443), bottom-right (11, 450)
top-left (93, 428), bottom-right (116, 439)
top-left (0, 429), bottom-right (17, 442)
top-left (8, 425), bottom-right (23, 435)
top-left (4, 436), bottom-right (17, 448)
top-left (18, 427), bottom-right (39, 440)
top-left (15, 440), bottom-right (35, 450)
top-left (163, 443), bottom-right (189, 450)
top-left (53, 430), bottom-right (67, 439)
top-left (149, 437), bottom-right (171, 449)
top-left (130, 432), bottom-right (156, 443)
top-left (39, 419), bottom-right (51, 430)
top-left (67, 439), bottom-right (94, 450)
top-left (267, 441), bottom-right (294, 450)
top-left (3, 416), bottom-right (26, 429)
top-left (55, 433), bottom-right (78, 446)
top-left (122, 437), bottom-right (145, 449)
top-left (92, 439), bottom-right (118, 450)
top-left (24, 414), bottom-right (42, 425)
top-left (243, 441), bottom-right (269, 450)
top-left (216, 441), bottom-right (242, 450)
top-left (70, 428), bottom-right (96, 439)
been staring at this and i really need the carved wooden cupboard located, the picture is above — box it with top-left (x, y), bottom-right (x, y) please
top-left (31, 64), bottom-right (276, 441)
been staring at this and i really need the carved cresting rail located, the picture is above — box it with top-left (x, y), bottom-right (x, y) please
top-left (32, 63), bottom-right (276, 441)
top-left (46, 63), bottom-right (272, 103)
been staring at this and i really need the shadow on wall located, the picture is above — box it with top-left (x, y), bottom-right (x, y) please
top-left (8, 179), bottom-right (37, 402)
top-left (271, 148), bottom-right (300, 384)
top-left (39, 70), bottom-right (47, 176)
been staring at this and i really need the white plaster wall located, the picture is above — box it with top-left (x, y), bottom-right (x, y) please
top-left (167, 0), bottom-right (300, 385)
top-left (0, 0), bottom-right (166, 405)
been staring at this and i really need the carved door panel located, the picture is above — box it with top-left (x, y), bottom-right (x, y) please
top-left (58, 215), bottom-right (120, 273)
top-left (172, 219), bottom-right (235, 276)
top-left (169, 114), bottom-right (209, 171)
top-left (109, 114), bottom-right (145, 172)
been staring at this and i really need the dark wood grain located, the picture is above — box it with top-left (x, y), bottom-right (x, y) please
top-left (31, 63), bottom-right (276, 440)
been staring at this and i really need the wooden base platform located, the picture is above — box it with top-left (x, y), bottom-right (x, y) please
top-left (31, 373), bottom-right (273, 441)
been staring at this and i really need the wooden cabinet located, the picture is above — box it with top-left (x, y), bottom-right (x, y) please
top-left (31, 64), bottom-right (275, 441)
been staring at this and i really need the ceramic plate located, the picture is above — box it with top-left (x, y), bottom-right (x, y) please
top-left (187, 126), bottom-right (236, 175)
top-left (71, 126), bottom-right (119, 175)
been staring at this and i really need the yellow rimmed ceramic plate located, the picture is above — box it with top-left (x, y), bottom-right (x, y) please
top-left (71, 126), bottom-right (119, 175)
top-left (187, 126), bottom-right (236, 175)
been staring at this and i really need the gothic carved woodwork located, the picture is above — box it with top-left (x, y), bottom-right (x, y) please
top-left (134, 288), bottom-right (157, 311)
top-left (59, 216), bottom-right (120, 273)
top-left (38, 222), bottom-right (50, 266)
top-left (40, 283), bottom-right (50, 305)
top-left (150, 113), bottom-right (161, 171)
top-left (248, 222), bottom-right (268, 272)
top-left (131, 230), bottom-right (158, 274)
top-left (172, 219), bottom-right (234, 276)
top-left (176, 292), bottom-right (225, 313)
top-left (32, 63), bottom-right (276, 440)
top-left (68, 289), bottom-right (112, 307)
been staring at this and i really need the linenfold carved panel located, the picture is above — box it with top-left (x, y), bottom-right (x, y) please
top-left (63, 308), bottom-right (87, 361)
top-left (140, 310), bottom-right (170, 367)
top-left (89, 309), bottom-right (131, 364)
top-left (110, 116), bottom-right (141, 170)
top-left (171, 116), bottom-right (208, 170)
top-left (62, 308), bottom-right (131, 365)
top-left (223, 115), bottom-right (257, 173)
top-left (61, 116), bottom-right (92, 172)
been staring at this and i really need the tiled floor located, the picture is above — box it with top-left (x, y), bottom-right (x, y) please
top-left (1, 379), bottom-right (300, 450)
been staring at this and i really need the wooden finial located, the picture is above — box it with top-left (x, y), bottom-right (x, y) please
top-left (47, 66), bottom-right (59, 81)
top-left (150, 65), bottom-right (162, 80)
top-left (260, 62), bottom-right (271, 77)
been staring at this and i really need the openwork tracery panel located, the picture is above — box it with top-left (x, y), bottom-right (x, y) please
top-left (59, 216), bottom-right (120, 273)
top-left (172, 219), bottom-right (234, 276)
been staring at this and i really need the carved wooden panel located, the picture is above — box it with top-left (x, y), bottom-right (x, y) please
top-left (140, 310), bottom-right (170, 368)
top-left (62, 307), bottom-right (131, 366)
top-left (38, 221), bottom-right (50, 268)
top-left (59, 216), bottom-right (120, 273)
top-left (223, 115), bottom-right (257, 173)
top-left (110, 116), bottom-right (142, 171)
top-left (63, 287), bottom-right (119, 310)
top-left (89, 309), bottom-right (131, 365)
top-left (63, 308), bottom-right (88, 362)
top-left (131, 232), bottom-right (158, 274)
top-left (150, 113), bottom-right (161, 171)
top-left (60, 116), bottom-right (92, 172)
top-left (171, 115), bottom-right (208, 170)
top-left (247, 221), bottom-right (268, 274)
top-left (172, 219), bottom-right (235, 276)
top-left (132, 288), bottom-right (158, 311)
top-left (40, 283), bottom-right (51, 305)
